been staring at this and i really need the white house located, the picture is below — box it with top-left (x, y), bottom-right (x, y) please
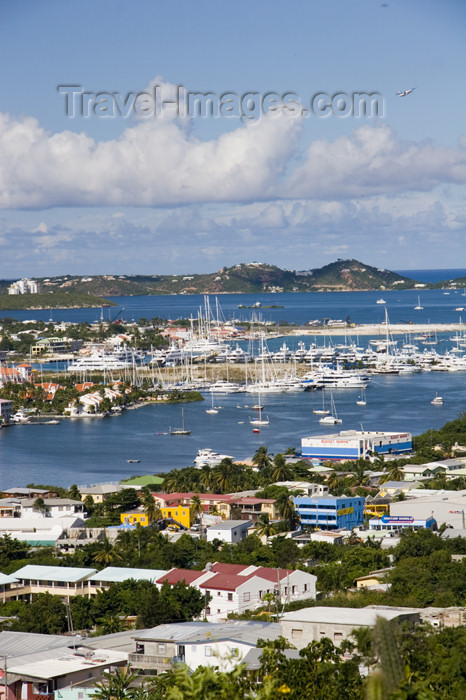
top-left (157, 562), bottom-right (317, 623)
top-left (19, 498), bottom-right (85, 518)
top-left (206, 520), bottom-right (253, 544)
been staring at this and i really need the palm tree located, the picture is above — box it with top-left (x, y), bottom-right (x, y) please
top-left (190, 494), bottom-right (203, 523)
top-left (350, 460), bottom-right (369, 487)
top-left (141, 488), bottom-right (162, 524)
top-left (255, 513), bottom-right (277, 543)
top-left (252, 445), bottom-right (272, 472)
top-left (271, 454), bottom-right (293, 482)
top-left (93, 537), bottom-right (123, 565)
top-left (275, 492), bottom-right (298, 530)
top-left (92, 667), bottom-right (141, 700)
top-left (198, 465), bottom-right (214, 492)
top-left (212, 459), bottom-right (234, 493)
top-left (380, 463), bottom-right (405, 483)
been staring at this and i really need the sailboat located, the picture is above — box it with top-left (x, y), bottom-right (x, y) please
top-left (249, 393), bottom-right (269, 427)
top-left (431, 393), bottom-right (444, 406)
top-left (319, 393), bottom-right (342, 424)
top-left (313, 390), bottom-right (330, 415)
top-left (205, 391), bottom-right (218, 415)
top-left (414, 295), bottom-right (423, 310)
top-left (356, 389), bottom-right (367, 406)
top-left (170, 407), bottom-right (191, 435)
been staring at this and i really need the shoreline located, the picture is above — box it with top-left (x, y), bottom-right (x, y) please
top-left (294, 322), bottom-right (465, 337)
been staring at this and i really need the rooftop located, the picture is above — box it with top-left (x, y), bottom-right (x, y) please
top-left (13, 565), bottom-right (97, 583)
top-left (90, 567), bottom-right (167, 583)
top-left (208, 520), bottom-right (253, 530)
top-left (282, 605), bottom-right (418, 625)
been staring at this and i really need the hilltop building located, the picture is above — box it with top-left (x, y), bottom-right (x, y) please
top-left (7, 278), bottom-right (40, 294)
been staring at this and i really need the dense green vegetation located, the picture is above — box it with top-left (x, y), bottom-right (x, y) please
top-left (0, 291), bottom-right (117, 310)
top-left (0, 259), bottom-right (420, 300)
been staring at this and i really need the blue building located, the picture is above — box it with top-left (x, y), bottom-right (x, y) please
top-left (294, 495), bottom-right (365, 530)
top-left (301, 430), bottom-right (412, 461)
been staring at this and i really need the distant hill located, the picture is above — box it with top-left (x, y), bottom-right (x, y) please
top-left (0, 260), bottom-right (418, 303)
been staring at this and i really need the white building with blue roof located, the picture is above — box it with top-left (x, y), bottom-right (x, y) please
top-left (301, 430), bottom-right (412, 461)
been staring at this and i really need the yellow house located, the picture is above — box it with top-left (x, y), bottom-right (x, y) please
top-left (120, 509), bottom-right (149, 527)
top-left (355, 568), bottom-right (393, 589)
top-left (161, 505), bottom-right (192, 530)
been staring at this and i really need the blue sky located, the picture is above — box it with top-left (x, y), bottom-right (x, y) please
top-left (1, 0), bottom-right (465, 277)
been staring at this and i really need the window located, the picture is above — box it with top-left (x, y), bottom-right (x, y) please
top-left (227, 593), bottom-right (233, 601)
top-left (158, 644), bottom-right (165, 653)
top-left (217, 591), bottom-right (222, 596)
top-left (303, 584), bottom-right (308, 592)
top-left (292, 586), bottom-right (297, 594)
top-left (243, 592), bottom-right (250, 602)
top-left (205, 646), bottom-right (212, 657)
top-left (136, 643), bottom-right (145, 654)
top-left (291, 628), bottom-right (303, 639)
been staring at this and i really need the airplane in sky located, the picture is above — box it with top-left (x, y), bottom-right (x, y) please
top-left (396, 87), bottom-right (416, 97)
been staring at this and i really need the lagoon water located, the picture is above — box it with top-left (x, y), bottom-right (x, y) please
top-left (1, 286), bottom-right (466, 489)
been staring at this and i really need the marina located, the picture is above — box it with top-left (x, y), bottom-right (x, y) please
top-left (1, 286), bottom-right (466, 489)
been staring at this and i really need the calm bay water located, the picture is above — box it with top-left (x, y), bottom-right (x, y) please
top-left (0, 370), bottom-right (464, 490)
top-left (1, 285), bottom-right (466, 489)
top-left (1, 287), bottom-right (466, 326)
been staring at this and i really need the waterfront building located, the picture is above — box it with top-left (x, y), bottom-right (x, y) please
top-left (301, 430), bottom-right (412, 461)
top-left (294, 495), bottom-right (365, 530)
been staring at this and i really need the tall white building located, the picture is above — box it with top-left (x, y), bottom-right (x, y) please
top-left (8, 279), bottom-right (40, 295)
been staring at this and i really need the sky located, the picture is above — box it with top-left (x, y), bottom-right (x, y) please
top-left (1, 0), bottom-right (466, 278)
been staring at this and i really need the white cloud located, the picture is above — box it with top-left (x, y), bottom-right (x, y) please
top-left (1, 90), bottom-right (466, 212)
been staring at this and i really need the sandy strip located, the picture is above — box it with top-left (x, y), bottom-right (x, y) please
top-left (293, 323), bottom-right (465, 336)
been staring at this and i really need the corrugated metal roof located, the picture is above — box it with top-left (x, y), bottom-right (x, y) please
top-left (13, 565), bottom-right (97, 583)
top-left (90, 567), bottom-right (167, 583)
top-left (134, 622), bottom-right (212, 642)
top-left (7, 647), bottom-right (127, 679)
top-left (0, 631), bottom-right (71, 658)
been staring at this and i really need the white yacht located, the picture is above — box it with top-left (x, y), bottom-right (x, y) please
top-left (194, 448), bottom-right (234, 467)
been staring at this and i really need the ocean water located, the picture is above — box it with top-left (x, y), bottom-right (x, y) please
top-left (396, 269), bottom-right (466, 284)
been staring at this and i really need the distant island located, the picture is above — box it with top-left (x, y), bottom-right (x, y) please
top-left (1, 259), bottom-right (465, 309)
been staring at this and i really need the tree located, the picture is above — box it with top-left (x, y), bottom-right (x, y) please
top-left (275, 492), bottom-right (299, 531)
top-left (271, 454), bottom-right (293, 482)
top-left (93, 537), bottom-right (123, 565)
top-left (212, 459), bottom-right (234, 493)
top-left (15, 593), bottom-right (67, 634)
top-left (255, 514), bottom-right (277, 543)
top-left (190, 494), bottom-right (203, 523)
top-left (252, 445), bottom-right (272, 472)
top-left (67, 484), bottom-right (81, 500)
top-left (92, 668), bottom-right (141, 700)
top-left (380, 463), bottom-right (405, 483)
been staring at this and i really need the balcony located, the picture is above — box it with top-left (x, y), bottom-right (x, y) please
top-left (128, 653), bottom-right (174, 667)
